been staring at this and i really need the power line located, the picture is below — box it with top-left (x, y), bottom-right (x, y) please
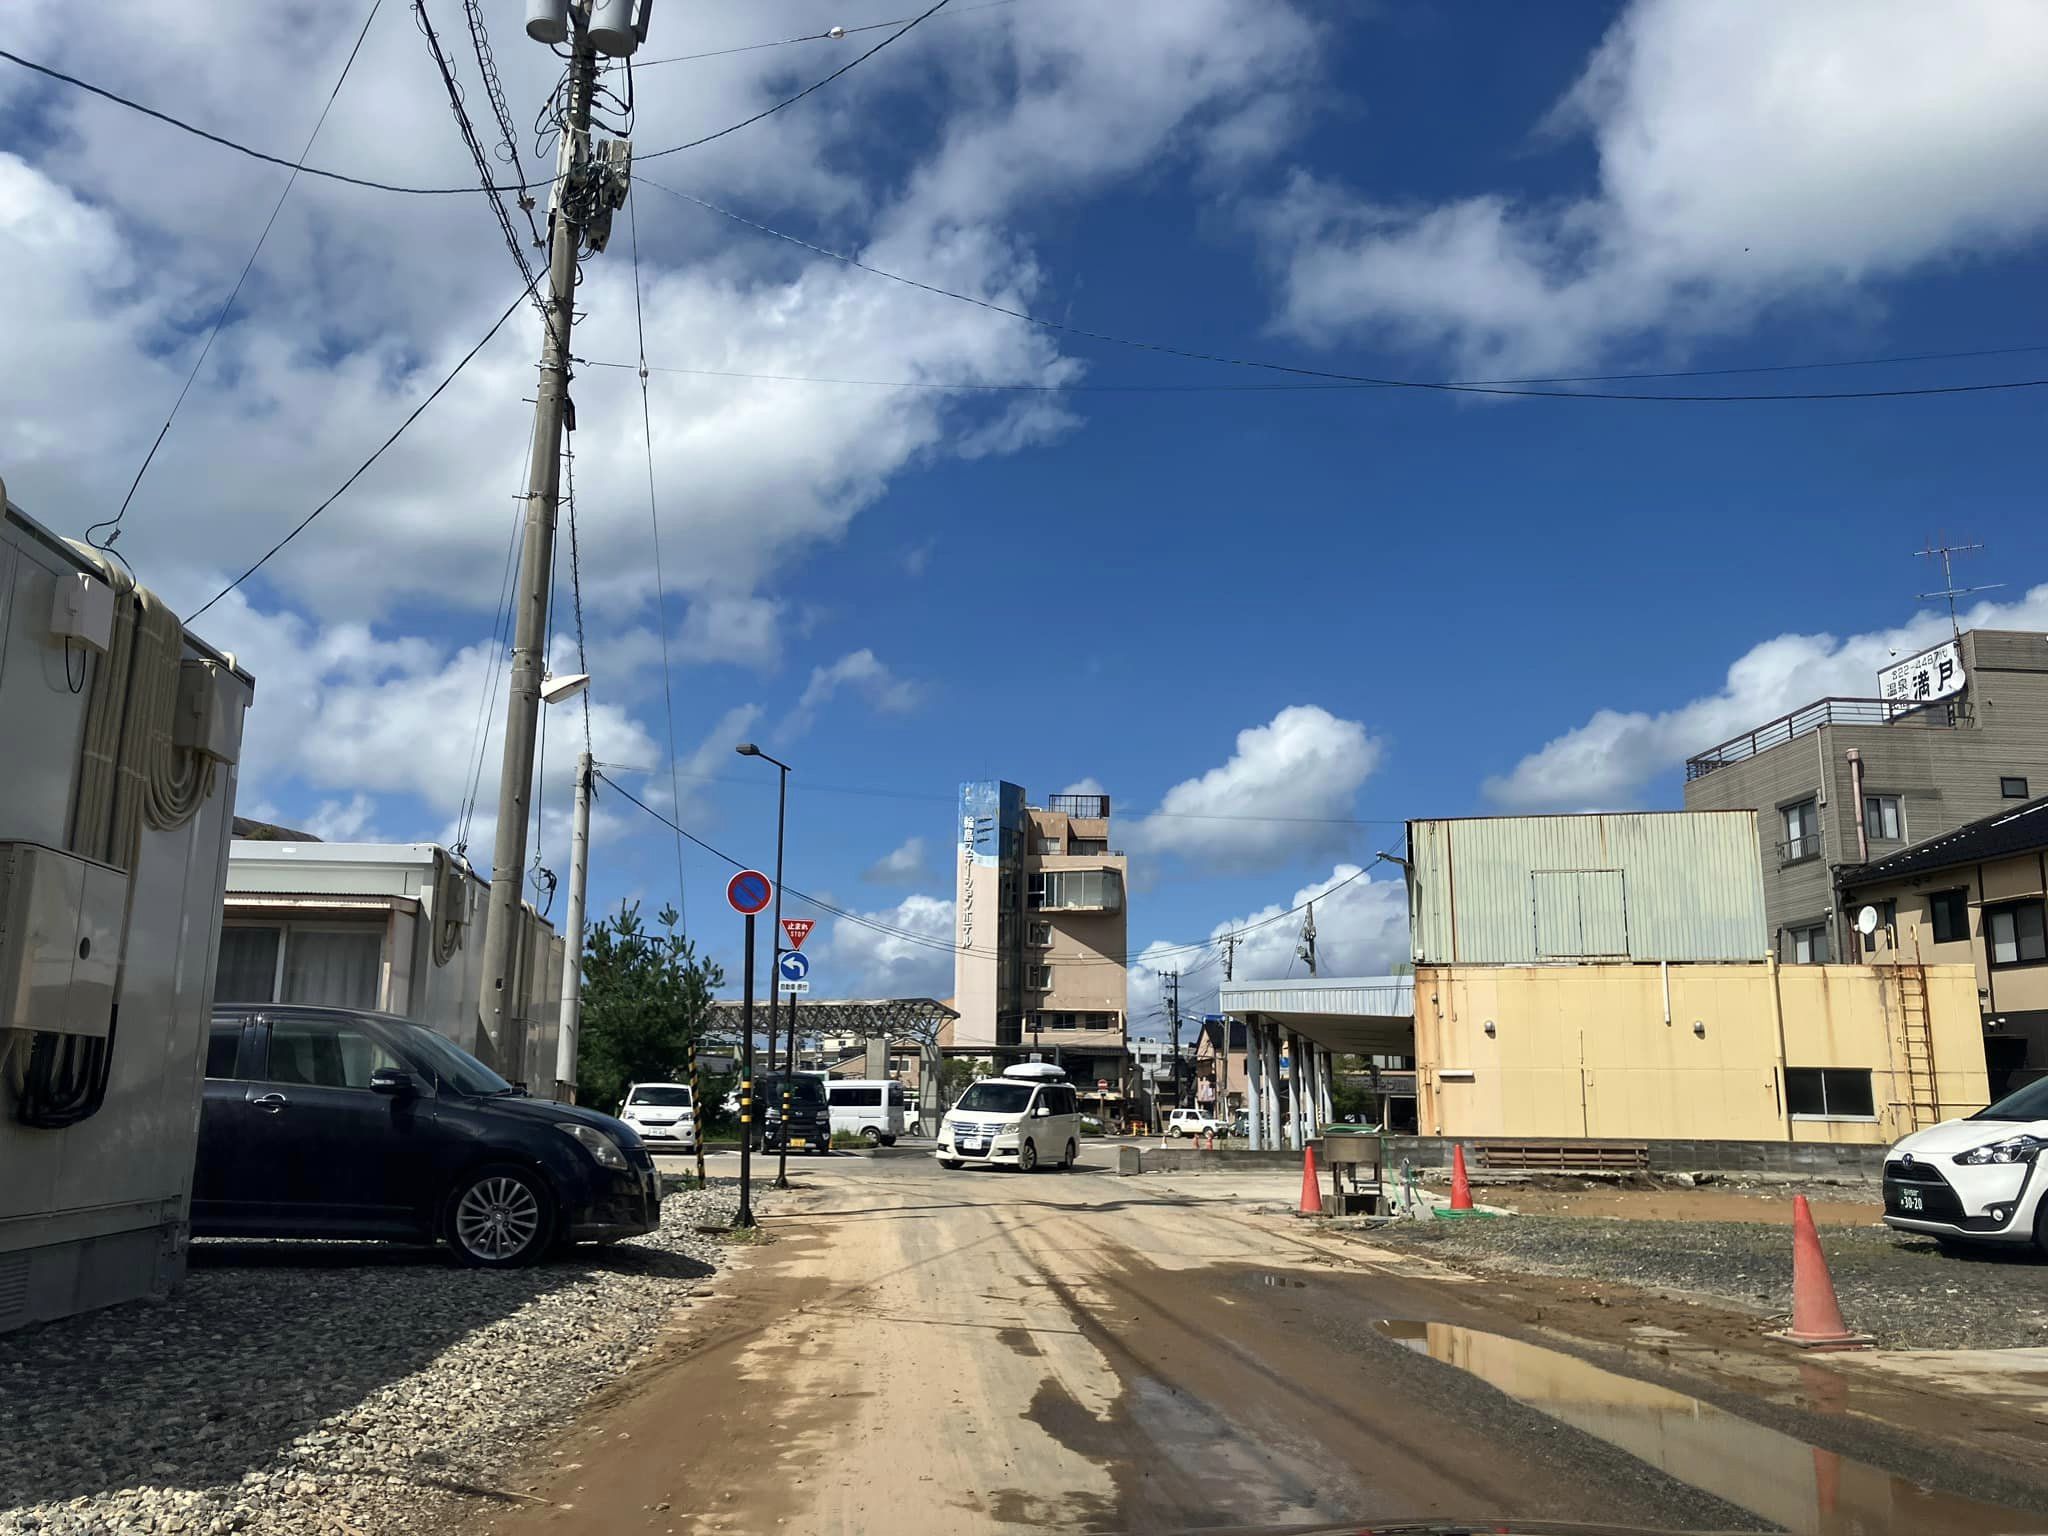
top-left (183, 285), bottom-right (529, 623)
top-left (460, 0), bottom-right (542, 245)
top-left (595, 769), bottom-right (1370, 966)
top-left (85, 0), bottom-right (385, 554)
top-left (585, 342), bottom-right (2048, 396)
top-left (456, 446), bottom-right (534, 860)
top-left (635, 0), bottom-right (956, 165)
top-left (628, 192), bottom-right (689, 929)
top-left (635, 0), bottom-right (1016, 67)
top-left (638, 179), bottom-right (2048, 404)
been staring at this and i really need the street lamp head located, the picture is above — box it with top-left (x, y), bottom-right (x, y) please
top-left (539, 672), bottom-right (590, 704)
top-left (736, 742), bottom-right (761, 757)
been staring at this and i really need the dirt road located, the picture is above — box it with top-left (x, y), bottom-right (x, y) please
top-left (476, 1152), bottom-right (2048, 1536)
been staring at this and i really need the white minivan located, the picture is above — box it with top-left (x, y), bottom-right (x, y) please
top-left (937, 1062), bottom-right (1081, 1171)
top-left (828, 1079), bottom-right (907, 1145)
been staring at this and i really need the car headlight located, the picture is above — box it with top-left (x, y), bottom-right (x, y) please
top-left (1956, 1133), bottom-right (2048, 1166)
top-left (557, 1122), bottom-right (630, 1170)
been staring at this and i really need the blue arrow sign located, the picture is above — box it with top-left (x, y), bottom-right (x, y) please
top-left (778, 951), bottom-right (811, 983)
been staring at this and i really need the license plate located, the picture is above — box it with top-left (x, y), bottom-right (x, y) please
top-left (1898, 1188), bottom-right (1924, 1212)
top-left (791, 1138), bottom-right (808, 1148)
top-left (960, 1140), bottom-right (986, 1153)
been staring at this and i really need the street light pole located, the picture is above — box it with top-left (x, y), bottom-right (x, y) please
top-left (737, 743), bottom-right (792, 1189)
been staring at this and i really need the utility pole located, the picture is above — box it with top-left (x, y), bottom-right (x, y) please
top-left (478, 3), bottom-right (640, 1077)
top-left (1166, 971), bottom-right (1182, 1113)
top-left (1221, 931), bottom-right (1237, 982)
top-left (1297, 901), bottom-right (1318, 977)
top-left (554, 750), bottom-right (593, 1099)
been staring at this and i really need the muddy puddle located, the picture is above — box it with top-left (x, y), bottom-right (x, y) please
top-left (1376, 1320), bottom-right (2033, 1535)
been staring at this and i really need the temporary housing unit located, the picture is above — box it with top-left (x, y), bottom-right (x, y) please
top-left (1, 482), bottom-right (253, 1331)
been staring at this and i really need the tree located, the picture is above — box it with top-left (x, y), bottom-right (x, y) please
top-left (575, 901), bottom-right (724, 1113)
top-left (938, 1055), bottom-right (988, 1110)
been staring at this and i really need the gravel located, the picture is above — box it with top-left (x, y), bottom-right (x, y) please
top-left (1392, 1214), bottom-right (2048, 1350)
top-left (0, 1180), bottom-right (739, 1536)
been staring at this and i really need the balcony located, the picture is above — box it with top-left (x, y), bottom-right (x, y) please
top-left (1046, 793), bottom-right (1110, 819)
top-left (1685, 696), bottom-right (1956, 781)
top-left (1028, 868), bottom-right (1122, 913)
top-left (1777, 834), bottom-right (1823, 868)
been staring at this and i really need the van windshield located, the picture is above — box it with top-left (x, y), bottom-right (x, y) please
top-left (765, 1076), bottom-right (827, 1107)
top-left (628, 1085), bottom-right (692, 1107)
top-left (957, 1081), bottom-right (1034, 1114)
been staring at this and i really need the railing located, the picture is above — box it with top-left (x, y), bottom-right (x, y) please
top-left (1045, 793), bottom-right (1110, 818)
top-left (1777, 834), bottom-right (1822, 867)
top-left (1685, 696), bottom-right (1956, 780)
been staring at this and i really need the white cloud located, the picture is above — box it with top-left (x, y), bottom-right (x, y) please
top-left (863, 837), bottom-right (930, 885)
top-left (812, 893), bottom-right (956, 999)
top-left (1059, 776), bottom-right (1108, 799)
top-left (1127, 864), bottom-right (1408, 1034)
top-left (1128, 706), bottom-right (1381, 872)
top-left (777, 649), bottom-right (920, 741)
top-left (302, 793), bottom-right (382, 844)
top-left (1487, 586), bottom-right (2048, 810)
top-left (677, 595), bottom-right (783, 670)
top-left (1263, 0), bottom-right (2048, 373)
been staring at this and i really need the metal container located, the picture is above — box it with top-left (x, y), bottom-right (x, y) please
top-left (1408, 811), bottom-right (1767, 965)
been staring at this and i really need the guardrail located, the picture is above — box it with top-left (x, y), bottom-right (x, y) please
top-left (1685, 696), bottom-right (1954, 780)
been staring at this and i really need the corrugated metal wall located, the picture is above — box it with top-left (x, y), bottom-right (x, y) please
top-left (1410, 812), bottom-right (1767, 964)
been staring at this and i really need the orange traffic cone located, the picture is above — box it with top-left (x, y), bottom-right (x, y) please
top-left (1449, 1143), bottom-right (1474, 1211)
top-left (1298, 1142), bottom-right (1324, 1215)
top-left (1771, 1195), bottom-right (1873, 1349)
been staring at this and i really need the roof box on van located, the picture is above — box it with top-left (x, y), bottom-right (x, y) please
top-left (1001, 1062), bottom-right (1068, 1081)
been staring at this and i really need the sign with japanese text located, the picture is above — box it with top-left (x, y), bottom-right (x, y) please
top-left (1878, 640), bottom-right (1965, 706)
top-left (780, 918), bottom-right (815, 950)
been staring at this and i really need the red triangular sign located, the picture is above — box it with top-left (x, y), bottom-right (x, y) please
top-left (781, 918), bottom-right (816, 950)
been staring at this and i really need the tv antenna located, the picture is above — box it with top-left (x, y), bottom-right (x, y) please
top-left (1916, 535), bottom-right (2002, 639)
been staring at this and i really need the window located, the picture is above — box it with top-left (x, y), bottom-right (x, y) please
top-left (1987, 901), bottom-right (2048, 967)
top-left (1928, 888), bottom-right (1969, 944)
top-left (1784, 1067), bottom-right (1876, 1119)
top-left (205, 1022), bottom-right (243, 1079)
top-left (1026, 962), bottom-right (1052, 989)
top-left (1781, 799), bottom-right (1820, 863)
top-left (1028, 869), bottom-right (1121, 911)
top-left (1860, 899), bottom-right (1896, 956)
top-left (2002, 776), bottom-right (2030, 800)
top-left (1036, 834), bottom-right (1064, 855)
top-left (216, 926), bottom-right (282, 1002)
top-left (262, 1019), bottom-right (401, 1090)
top-left (832, 1086), bottom-right (882, 1107)
top-left (1862, 794), bottom-right (1903, 843)
top-left (1027, 920), bottom-right (1052, 947)
top-left (1787, 923), bottom-right (1831, 964)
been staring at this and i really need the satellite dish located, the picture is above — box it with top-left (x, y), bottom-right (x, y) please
top-left (1857, 905), bottom-right (1881, 936)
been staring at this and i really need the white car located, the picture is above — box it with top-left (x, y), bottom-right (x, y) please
top-left (937, 1062), bottom-right (1081, 1172)
top-left (1165, 1108), bottom-right (1220, 1137)
top-left (1882, 1076), bottom-right (2048, 1252)
top-left (617, 1082), bottom-right (698, 1152)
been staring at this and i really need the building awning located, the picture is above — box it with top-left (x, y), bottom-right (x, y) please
top-left (1217, 975), bottom-right (1415, 1056)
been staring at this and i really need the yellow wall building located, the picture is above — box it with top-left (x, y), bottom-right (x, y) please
top-left (1414, 960), bottom-right (1989, 1144)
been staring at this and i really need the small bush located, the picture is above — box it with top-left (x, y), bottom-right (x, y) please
top-left (830, 1130), bottom-right (866, 1149)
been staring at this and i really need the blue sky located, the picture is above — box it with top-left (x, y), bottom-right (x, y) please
top-left (5, 0), bottom-right (2047, 1030)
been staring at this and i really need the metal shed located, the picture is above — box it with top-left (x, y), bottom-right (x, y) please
top-left (1407, 812), bottom-right (1768, 965)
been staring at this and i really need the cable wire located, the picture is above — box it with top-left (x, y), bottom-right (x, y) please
top-left (184, 285), bottom-right (529, 622)
top-left (86, 0), bottom-right (384, 554)
top-left (461, 0), bottom-right (542, 244)
top-left (638, 178), bottom-right (2048, 404)
top-left (562, 436), bottom-right (593, 755)
top-left (636, 0), bottom-right (1016, 67)
top-left (627, 193), bottom-right (690, 929)
top-left (636, 0), bottom-right (956, 165)
top-left (456, 452), bottom-right (534, 859)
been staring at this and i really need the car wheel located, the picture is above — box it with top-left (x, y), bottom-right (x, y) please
top-left (2034, 1195), bottom-right (2048, 1258)
top-left (1168, 1124), bottom-right (1183, 1137)
top-left (863, 1127), bottom-right (882, 1146)
top-left (881, 1135), bottom-right (897, 1147)
top-left (1063, 1139), bottom-right (1078, 1169)
top-left (447, 1166), bottom-right (554, 1268)
top-left (939, 1158), bottom-right (962, 1169)
top-left (1019, 1139), bottom-right (1039, 1173)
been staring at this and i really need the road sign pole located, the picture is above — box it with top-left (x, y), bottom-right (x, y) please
top-left (735, 912), bottom-right (756, 1228)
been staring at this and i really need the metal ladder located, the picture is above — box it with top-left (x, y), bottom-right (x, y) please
top-left (1893, 961), bottom-right (1941, 1131)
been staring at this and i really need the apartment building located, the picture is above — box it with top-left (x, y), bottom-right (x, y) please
top-left (1684, 630), bottom-right (2048, 964)
top-left (954, 781), bottom-right (1128, 1075)
top-left (1843, 795), bottom-right (2048, 1097)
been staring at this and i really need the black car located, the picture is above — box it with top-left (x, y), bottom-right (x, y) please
top-left (193, 1004), bottom-right (660, 1266)
top-left (755, 1071), bottom-right (833, 1153)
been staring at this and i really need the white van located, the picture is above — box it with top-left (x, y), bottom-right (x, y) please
top-left (828, 1079), bottom-right (907, 1145)
top-left (617, 1082), bottom-right (697, 1152)
top-left (937, 1062), bottom-right (1082, 1171)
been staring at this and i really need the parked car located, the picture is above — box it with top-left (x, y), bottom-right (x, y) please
top-left (1882, 1074), bottom-right (2048, 1253)
top-left (937, 1062), bottom-right (1080, 1171)
top-left (755, 1071), bottom-right (834, 1153)
top-left (827, 1078), bottom-right (907, 1145)
top-left (618, 1082), bottom-right (698, 1152)
top-left (193, 1004), bottom-right (659, 1267)
top-left (1165, 1108), bottom-right (1221, 1137)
